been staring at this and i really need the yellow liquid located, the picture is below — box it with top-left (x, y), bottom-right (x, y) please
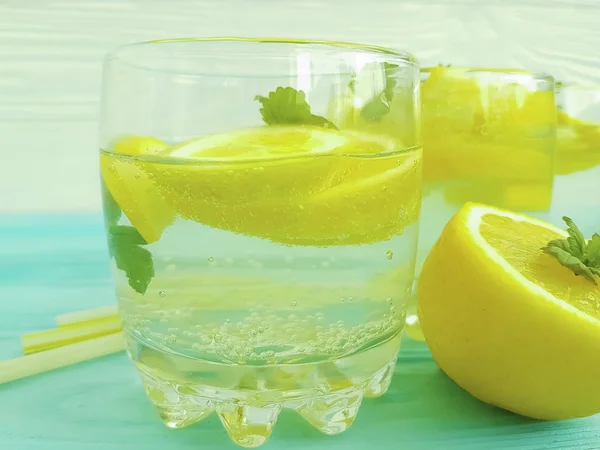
top-left (101, 138), bottom-right (421, 447)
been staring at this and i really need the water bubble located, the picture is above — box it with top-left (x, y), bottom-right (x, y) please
top-left (291, 300), bottom-right (298, 307)
top-left (385, 249), bottom-right (394, 260)
top-left (158, 290), bottom-right (166, 298)
top-left (208, 256), bottom-right (215, 262)
top-left (387, 297), bottom-right (393, 305)
top-left (134, 173), bottom-right (140, 179)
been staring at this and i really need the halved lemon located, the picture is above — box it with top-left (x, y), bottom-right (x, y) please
top-left (138, 126), bottom-right (422, 245)
top-left (100, 136), bottom-right (175, 243)
top-left (418, 203), bottom-right (600, 420)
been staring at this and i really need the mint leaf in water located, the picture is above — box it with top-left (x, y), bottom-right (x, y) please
top-left (255, 87), bottom-right (338, 129)
top-left (360, 62), bottom-right (400, 123)
top-left (101, 181), bottom-right (155, 294)
top-left (108, 225), bottom-right (154, 294)
top-left (542, 217), bottom-right (600, 285)
top-left (101, 180), bottom-right (121, 228)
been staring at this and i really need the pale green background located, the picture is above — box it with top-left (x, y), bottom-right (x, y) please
top-left (1, 0), bottom-right (600, 213)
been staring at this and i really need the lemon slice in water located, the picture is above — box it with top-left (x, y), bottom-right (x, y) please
top-left (100, 136), bottom-right (175, 243)
top-left (139, 126), bottom-right (421, 245)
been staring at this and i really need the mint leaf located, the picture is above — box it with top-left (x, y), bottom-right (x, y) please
top-left (108, 225), bottom-right (154, 294)
top-left (101, 180), bottom-right (121, 227)
top-left (542, 245), bottom-right (598, 284)
top-left (563, 216), bottom-right (586, 259)
top-left (542, 217), bottom-right (599, 285)
top-left (255, 87), bottom-right (337, 129)
top-left (586, 234), bottom-right (600, 267)
top-left (360, 62), bottom-right (400, 123)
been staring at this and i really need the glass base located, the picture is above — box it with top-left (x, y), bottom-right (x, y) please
top-left (127, 331), bottom-right (401, 448)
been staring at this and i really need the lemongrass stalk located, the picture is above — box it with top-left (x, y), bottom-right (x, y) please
top-left (56, 305), bottom-right (119, 326)
top-left (0, 333), bottom-right (126, 385)
top-left (22, 315), bottom-right (123, 355)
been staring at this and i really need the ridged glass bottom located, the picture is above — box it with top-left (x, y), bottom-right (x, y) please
top-left (127, 331), bottom-right (402, 448)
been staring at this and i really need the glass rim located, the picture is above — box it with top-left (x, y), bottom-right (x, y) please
top-left (104, 36), bottom-right (419, 74)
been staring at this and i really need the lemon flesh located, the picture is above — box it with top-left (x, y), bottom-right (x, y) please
top-left (100, 136), bottom-right (176, 243)
top-left (130, 126), bottom-right (422, 246)
top-left (418, 203), bottom-right (600, 420)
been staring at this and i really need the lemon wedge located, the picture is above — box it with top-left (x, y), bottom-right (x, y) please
top-left (100, 136), bottom-right (175, 243)
top-left (138, 126), bottom-right (421, 245)
top-left (418, 203), bottom-right (600, 420)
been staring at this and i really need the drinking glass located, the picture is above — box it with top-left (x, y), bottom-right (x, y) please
top-left (405, 67), bottom-right (557, 340)
top-left (551, 83), bottom-right (600, 235)
top-left (100, 37), bottom-right (422, 447)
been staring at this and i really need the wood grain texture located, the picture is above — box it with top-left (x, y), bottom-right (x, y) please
top-left (0, 214), bottom-right (599, 449)
top-left (1, 0), bottom-right (600, 212)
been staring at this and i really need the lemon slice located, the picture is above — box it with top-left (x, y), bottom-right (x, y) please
top-left (170, 126), bottom-right (349, 160)
top-left (138, 126), bottom-right (420, 245)
top-left (100, 136), bottom-right (175, 243)
top-left (198, 149), bottom-right (421, 246)
top-left (418, 203), bottom-right (600, 420)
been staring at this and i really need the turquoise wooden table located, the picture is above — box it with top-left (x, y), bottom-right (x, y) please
top-left (1, 214), bottom-right (599, 450)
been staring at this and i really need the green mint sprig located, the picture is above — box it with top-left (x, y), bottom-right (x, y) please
top-left (255, 87), bottom-right (337, 129)
top-left (359, 62), bottom-right (400, 123)
top-left (542, 216), bottom-right (600, 285)
top-left (102, 181), bottom-right (154, 294)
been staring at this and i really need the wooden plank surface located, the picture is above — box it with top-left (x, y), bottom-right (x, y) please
top-left (0, 213), bottom-right (599, 449)
top-left (1, 0), bottom-right (600, 213)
